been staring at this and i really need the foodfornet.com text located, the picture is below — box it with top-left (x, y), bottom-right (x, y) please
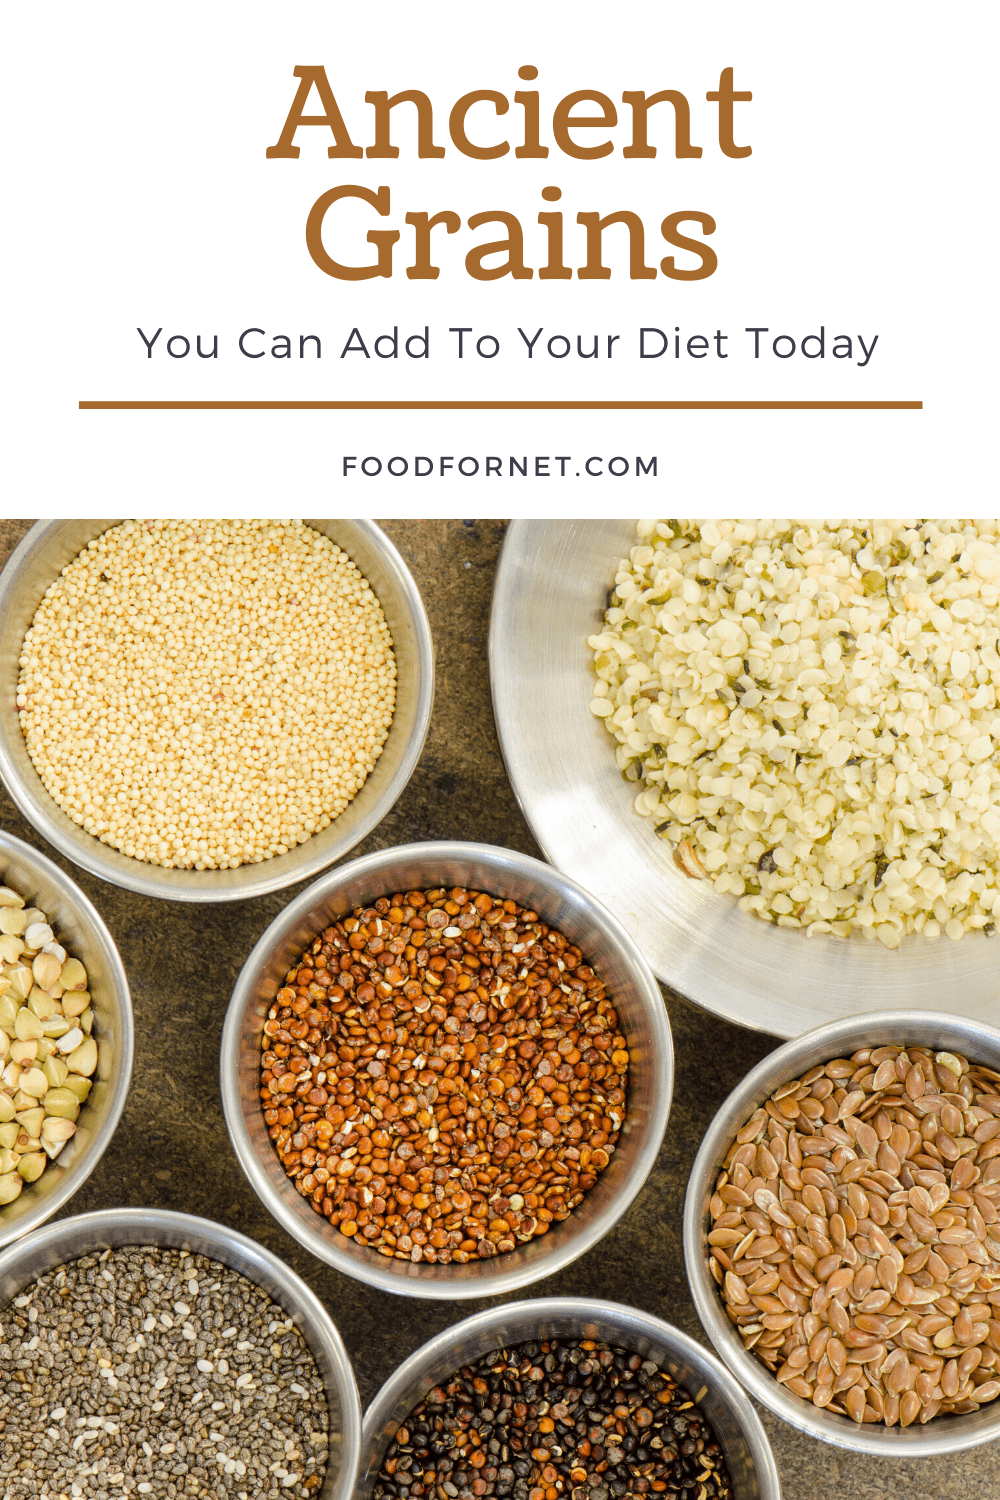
top-left (341, 455), bottom-right (658, 478)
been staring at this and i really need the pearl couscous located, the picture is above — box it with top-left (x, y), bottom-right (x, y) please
top-left (17, 520), bottom-right (396, 870)
top-left (589, 520), bottom-right (1000, 946)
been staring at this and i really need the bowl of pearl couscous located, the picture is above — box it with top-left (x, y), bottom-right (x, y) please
top-left (0, 520), bottom-right (434, 902)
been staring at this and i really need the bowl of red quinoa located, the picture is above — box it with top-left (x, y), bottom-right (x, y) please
top-left (356, 1298), bottom-right (780, 1500)
top-left (684, 1010), bottom-right (1000, 1455)
top-left (0, 519), bottom-right (433, 902)
top-left (220, 842), bottom-right (673, 1298)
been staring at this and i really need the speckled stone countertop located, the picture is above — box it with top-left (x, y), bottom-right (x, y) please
top-left (0, 517), bottom-right (994, 1500)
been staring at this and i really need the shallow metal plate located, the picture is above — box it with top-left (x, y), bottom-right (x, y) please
top-left (489, 520), bottom-right (1000, 1039)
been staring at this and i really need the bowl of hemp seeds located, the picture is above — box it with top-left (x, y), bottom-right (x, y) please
top-left (0, 519), bottom-right (433, 902)
top-left (220, 841), bottom-right (674, 1299)
top-left (0, 1206), bottom-right (363, 1500)
top-left (356, 1297), bottom-right (780, 1500)
top-left (0, 829), bottom-right (132, 1249)
top-left (490, 519), bottom-right (1000, 1039)
top-left (684, 1010), bottom-right (1000, 1456)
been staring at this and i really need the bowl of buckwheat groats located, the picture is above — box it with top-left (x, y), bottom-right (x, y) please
top-left (0, 1207), bottom-right (363, 1500)
top-left (220, 841), bottom-right (673, 1298)
top-left (685, 1010), bottom-right (1000, 1454)
top-left (357, 1297), bottom-right (780, 1500)
top-left (0, 829), bottom-right (132, 1249)
top-left (0, 520), bottom-right (433, 902)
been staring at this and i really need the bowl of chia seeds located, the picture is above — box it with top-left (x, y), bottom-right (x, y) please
top-left (356, 1297), bottom-right (780, 1500)
top-left (0, 829), bottom-right (133, 1249)
top-left (0, 1206), bottom-right (363, 1500)
top-left (220, 842), bottom-right (674, 1299)
top-left (684, 1010), bottom-right (1000, 1456)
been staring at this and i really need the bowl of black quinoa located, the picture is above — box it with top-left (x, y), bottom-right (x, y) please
top-left (356, 1297), bottom-right (780, 1500)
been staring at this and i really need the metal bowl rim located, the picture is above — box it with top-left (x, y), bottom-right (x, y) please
top-left (0, 1205), bottom-right (363, 1500)
top-left (359, 1295), bottom-right (781, 1500)
top-left (221, 839), bottom-right (674, 1299)
top-left (0, 519), bottom-right (434, 903)
top-left (0, 828), bottom-right (133, 1248)
top-left (683, 1008), bottom-right (1000, 1456)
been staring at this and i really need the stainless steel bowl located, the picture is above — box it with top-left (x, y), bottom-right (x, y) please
top-left (0, 1206), bottom-right (362, 1500)
top-left (489, 520), bottom-right (1000, 1037)
top-left (0, 829), bottom-right (133, 1248)
top-left (0, 520), bottom-right (434, 902)
top-left (221, 841), bottom-right (673, 1299)
top-left (684, 1009), bottom-right (1000, 1456)
top-left (357, 1297), bottom-right (780, 1500)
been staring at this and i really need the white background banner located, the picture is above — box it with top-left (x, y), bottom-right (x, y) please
top-left (3, 1), bottom-right (995, 513)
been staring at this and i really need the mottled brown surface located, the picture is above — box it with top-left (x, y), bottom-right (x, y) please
top-left (0, 517), bottom-right (995, 1499)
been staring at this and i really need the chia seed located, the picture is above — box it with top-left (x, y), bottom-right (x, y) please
top-left (0, 1245), bottom-right (330, 1500)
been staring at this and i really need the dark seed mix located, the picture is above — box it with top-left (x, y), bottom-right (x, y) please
top-left (373, 1337), bottom-right (734, 1500)
top-left (261, 887), bottom-right (629, 1263)
top-left (0, 1246), bottom-right (329, 1500)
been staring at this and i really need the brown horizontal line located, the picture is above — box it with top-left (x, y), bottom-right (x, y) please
top-left (79, 399), bottom-right (923, 411)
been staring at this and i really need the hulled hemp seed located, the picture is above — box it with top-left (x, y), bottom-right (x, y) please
top-left (590, 520), bottom-right (1000, 944)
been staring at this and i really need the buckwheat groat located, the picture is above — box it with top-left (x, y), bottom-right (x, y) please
top-left (0, 880), bottom-right (96, 1209)
top-left (590, 521), bottom-right (1000, 944)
